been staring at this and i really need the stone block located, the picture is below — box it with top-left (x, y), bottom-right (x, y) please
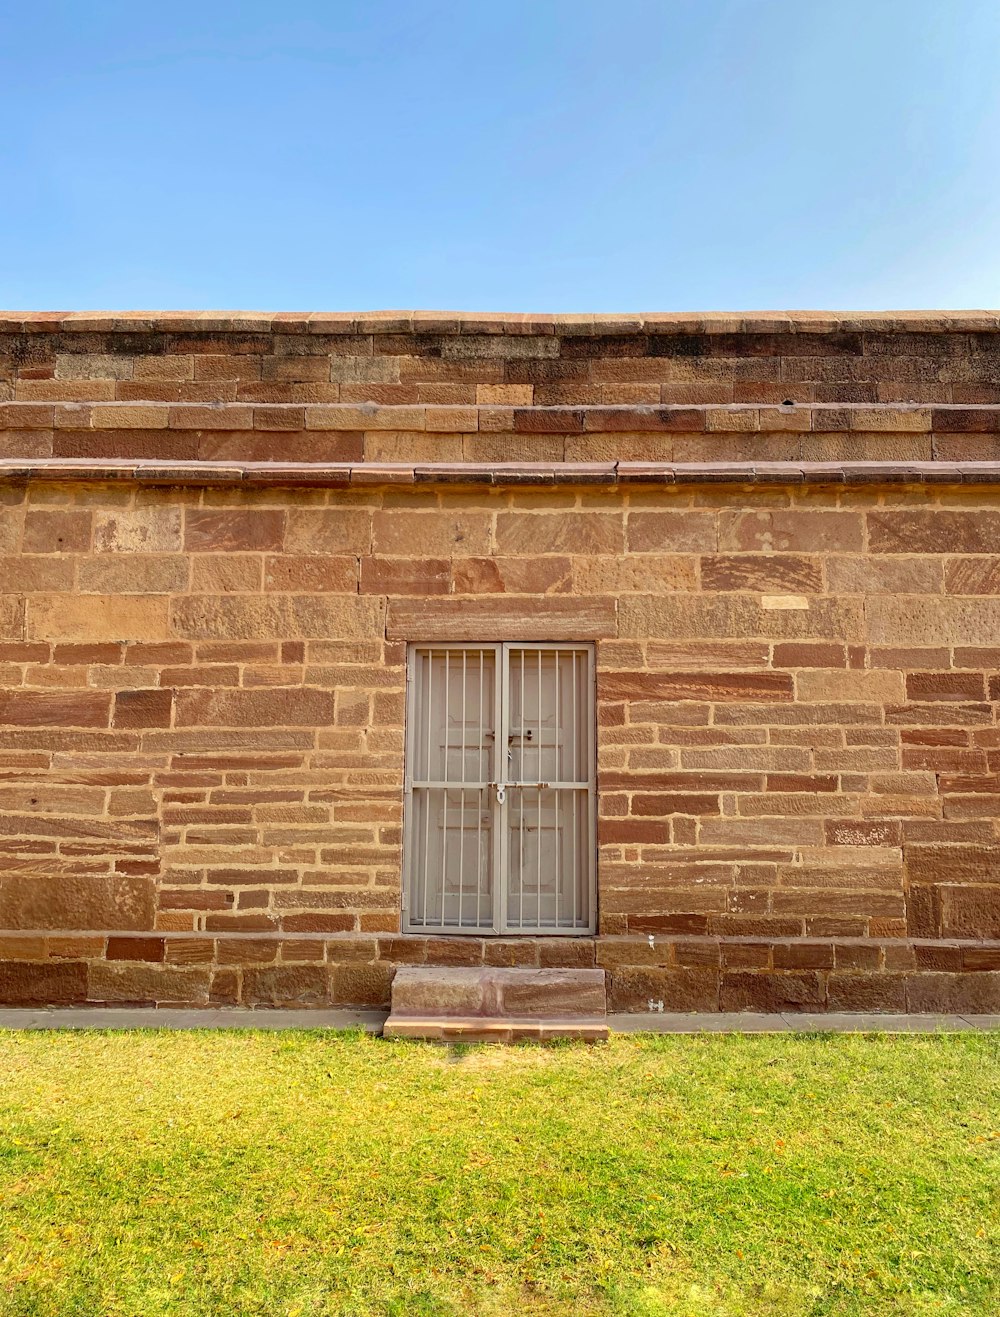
top-left (113, 688), bottom-right (173, 728)
top-left (0, 874), bottom-right (155, 932)
top-left (607, 967), bottom-right (719, 1012)
top-left (330, 961), bottom-right (394, 1007)
top-left (88, 963), bottom-right (211, 1005)
top-left (0, 691), bottom-right (111, 728)
top-left (184, 510), bottom-right (286, 552)
top-left (242, 965), bottom-right (330, 1007)
top-left (720, 971), bottom-right (826, 1011)
top-left (387, 596), bottom-right (615, 641)
top-left (701, 554), bottom-right (822, 593)
top-left (27, 595), bottom-right (170, 643)
top-left (0, 961), bottom-right (87, 1004)
top-left (171, 595), bottom-right (385, 641)
top-left (94, 507), bottom-right (183, 553)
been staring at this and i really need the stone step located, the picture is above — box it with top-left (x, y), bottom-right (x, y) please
top-left (383, 966), bottom-right (609, 1043)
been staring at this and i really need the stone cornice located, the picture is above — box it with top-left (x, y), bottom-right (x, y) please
top-left (3, 459), bottom-right (1000, 487)
top-left (2, 310), bottom-right (1000, 336)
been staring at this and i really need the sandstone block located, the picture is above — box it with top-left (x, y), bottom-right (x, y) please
top-left (78, 555), bottom-right (190, 594)
top-left (0, 691), bottom-right (111, 728)
top-left (701, 554), bottom-right (822, 593)
top-left (184, 510), bottom-right (286, 552)
top-left (868, 511), bottom-right (1000, 554)
top-left (795, 669), bottom-right (905, 703)
top-left (0, 961), bottom-right (87, 1004)
top-left (28, 595), bottom-right (170, 643)
top-left (88, 962), bottom-right (210, 1004)
top-left (868, 597), bottom-right (1000, 646)
top-left (0, 874), bottom-right (155, 931)
top-left (600, 670), bottom-right (792, 702)
top-left (94, 507), bottom-right (182, 553)
top-left (242, 964), bottom-right (330, 1006)
top-left (23, 510), bottom-right (92, 554)
top-left (175, 687), bottom-right (334, 727)
top-left (284, 509), bottom-right (373, 554)
top-left (719, 510), bottom-right (863, 553)
top-left (720, 971), bottom-right (825, 1011)
top-left (906, 972), bottom-right (1000, 1013)
top-left (113, 689), bottom-right (173, 728)
top-left (626, 511), bottom-right (718, 553)
top-left (387, 596), bottom-right (615, 641)
top-left (171, 595), bottom-right (385, 641)
top-left (331, 961), bottom-right (394, 1007)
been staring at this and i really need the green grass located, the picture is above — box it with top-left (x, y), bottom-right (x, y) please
top-left (0, 1031), bottom-right (997, 1316)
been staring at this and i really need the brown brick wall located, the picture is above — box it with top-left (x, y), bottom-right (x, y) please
top-left (1, 474), bottom-right (999, 1012)
top-left (1, 312), bottom-right (999, 1012)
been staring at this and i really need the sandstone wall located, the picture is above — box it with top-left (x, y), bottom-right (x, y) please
top-left (1, 473), bottom-right (999, 1012)
top-left (1, 312), bottom-right (999, 1012)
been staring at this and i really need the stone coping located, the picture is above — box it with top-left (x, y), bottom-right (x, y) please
top-left (3, 401), bottom-right (1000, 434)
top-left (4, 458), bottom-right (1000, 487)
top-left (2, 310), bottom-right (1000, 335)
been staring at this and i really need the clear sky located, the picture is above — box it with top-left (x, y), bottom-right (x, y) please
top-left (3, 0), bottom-right (1000, 312)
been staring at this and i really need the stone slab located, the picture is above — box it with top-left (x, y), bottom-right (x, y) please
top-left (389, 967), bottom-right (608, 1020)
top-left (383, 1015), bottom-right (609, 1043)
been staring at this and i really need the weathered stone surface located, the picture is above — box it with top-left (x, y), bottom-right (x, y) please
top-left (87, 962), bottom-right (211, 1004)
top-left (0, 875), bottom-right (155, 931)
top-left (94, 507), bottom-right (182, 553)
top-left (388, 967), bottom-right (607, 1020)
top-left (3, 317), bottom-right (1000, 1012)
top-left (171, 594), bottom-right (385, 640)
top-left (868, 597), bottom-right (1000, 646)
top-left (27, 595), bottom-right (170, 642)
top-left (387, 596), bottom-right (616, 640)
top-left (243, 965), bottom-right (329, 1007)
top-left (0, 961), bottom-right (87, 1004)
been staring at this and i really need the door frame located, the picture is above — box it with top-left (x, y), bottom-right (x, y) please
top-left (402, 641), bottom-right (596, 936)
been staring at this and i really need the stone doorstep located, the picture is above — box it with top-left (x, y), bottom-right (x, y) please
top-left (383, 1016), bottom-right (610, 1043)
top-left (387, 966), bottom-right (608, 1023)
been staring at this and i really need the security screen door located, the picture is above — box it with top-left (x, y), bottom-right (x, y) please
top-left (403, 643), bottom-right (595, 935)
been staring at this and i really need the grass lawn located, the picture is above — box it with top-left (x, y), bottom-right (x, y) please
top-left (0, 1030), bottom-right (997, 1316)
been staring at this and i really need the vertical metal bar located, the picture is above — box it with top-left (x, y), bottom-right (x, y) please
top-left (477, 648), bottom-right (483, 930)
top-left (588, 643), bottom-right (597, 934)
top-left (403, 645), bottom-right (415, 931)
top-left (572, 648), bottom-right (578, 929)
top-left (536, 649), bottom-right (542, 929)
top-left (519, 647), bottom-right (525, 931)
top-left (422, 650), bottom-right (432, 929)
top-left (496, 644), bottom-right (508, 933)
top-left (459, 649), bottom-right (466, 928)
top-left (555, 649), bottom-right (561, 928)
top-left (441, 649), bottom-right (449, 928)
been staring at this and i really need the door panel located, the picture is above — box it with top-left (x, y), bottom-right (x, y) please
top-left (406, 647), bottom-right (497, 931)
top-left (405, 643), bottom-right (593, 935)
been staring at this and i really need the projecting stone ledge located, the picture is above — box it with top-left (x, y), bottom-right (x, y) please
top-left (383, 966), bottom-right (609, 1043)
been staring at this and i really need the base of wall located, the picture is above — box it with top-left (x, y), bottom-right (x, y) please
top-left (2, 932), bottom-right (999, 1013)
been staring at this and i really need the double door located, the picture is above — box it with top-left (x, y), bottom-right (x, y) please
top-left (403, 643), bottom-right (595, 934)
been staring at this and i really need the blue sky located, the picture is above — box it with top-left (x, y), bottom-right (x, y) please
top-left (3, 0), bottom-right (1000, 311)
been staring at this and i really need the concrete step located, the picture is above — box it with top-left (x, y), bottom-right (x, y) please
top-left (383, 966), bottom-right (609, 1043)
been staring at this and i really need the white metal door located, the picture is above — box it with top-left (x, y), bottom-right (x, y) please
top-left (404, 643), bottom-right (595, 935)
